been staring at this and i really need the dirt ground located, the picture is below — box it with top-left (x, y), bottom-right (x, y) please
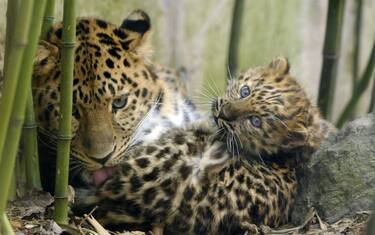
top-left (6, 190), bottom-right (371, 235)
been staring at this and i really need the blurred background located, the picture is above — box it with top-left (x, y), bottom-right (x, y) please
top-left (0, 0), bottom-right (374, 123)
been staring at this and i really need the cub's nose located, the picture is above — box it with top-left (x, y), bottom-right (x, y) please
top-left (217, 103), bottom-right (237, 122)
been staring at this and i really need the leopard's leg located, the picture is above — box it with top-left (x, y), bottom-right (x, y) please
top-left (241, 221), bottom-right (259, 235)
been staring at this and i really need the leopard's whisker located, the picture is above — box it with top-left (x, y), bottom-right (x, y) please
top-left (191, 92), bottom-right (214, 104)
top-left (126, 97), bottom-right (161, 149)
top-left (196, 87), bottom-right (215, 101)
top-left (205, 80), bottom-right (217, 98)
top-left (205, 76), bottom-right (220, 97)
top-left (270, 114), bottom-right (290, 130)
top-left (207, 74), bottom-right (221, 97)
top-left (227, 66), bottom-right (234, 81)
top-left (257, 151), bottom-right (266, 165)
top-left (232, 133), bottom-right (240, 158)
top-left (235, 132), bottom-right (243, 149)
top-left (201, 82), bottom-right (217, 97)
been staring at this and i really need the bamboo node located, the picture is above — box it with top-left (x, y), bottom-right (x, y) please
top-left (44, 16), bottom-right (55, 21)
top-left (10, 117), bottom-right (25, 126)
top-left (322, 53), bottom-right (339, 59)
top-left (61, 42), bottom-right (75, 48)
top-left (23, 123), bottom-right (37, 129)
top-left (15, 41), bottom-right (28, 48)
top-left (57, 134), bottom-right (73, 140)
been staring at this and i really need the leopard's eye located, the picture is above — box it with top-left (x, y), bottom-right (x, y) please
top-left (72, 106), bottom-right (81, 119)
top-left (112, 95), bottom-right (128, 110)
top-left (240, 85), bottom-right (250, 98)
top-left (249, 116), bottom-right (261, 128)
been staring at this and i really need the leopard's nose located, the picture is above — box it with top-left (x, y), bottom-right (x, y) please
top-left (91, 150), bottom-right (114, 165)
top-left (212, 98), bottom-right (236, 122)
top-left (217, 104), bottom-right (237, 122)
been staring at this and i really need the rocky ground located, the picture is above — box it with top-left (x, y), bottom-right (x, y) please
top-left (7, 189), bottom-right (370, 235)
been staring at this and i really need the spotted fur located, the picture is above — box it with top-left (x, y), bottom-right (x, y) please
top-left (73, 58), bottom-right (335, 234)
top-left (32, 10), bottom-right (199, 189)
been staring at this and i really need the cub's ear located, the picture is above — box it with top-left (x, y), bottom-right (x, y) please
top-left (269, 57), bottom-right (290, 75)
top-left (34, 40), bottom-right (59, 77)
top-left (120, 10), bottom-right (151, 51)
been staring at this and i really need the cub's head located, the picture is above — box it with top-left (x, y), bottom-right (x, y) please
top-left (213, 57), bottom-right (324, 157)
top-left (33, 10), bottom-right (164, 174)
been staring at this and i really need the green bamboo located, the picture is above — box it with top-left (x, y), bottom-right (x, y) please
top-left (367, 208), bottom-right (375, 235)
top-left (41, 0), bottom-right (56, 39)
top-left (317, 0), bottom-right (346, 120)
top-left (352, 0), bottom-right (362, 94)
top-left (3, 0), bottom-right (20, 204)
top-left (0, 0), bottom-right (35, 216)
top-left (369, 73), bottom-right (375, 113)
top-left (23, 90), bottom-right (42, 190)
top-left (54, 0), bottom-right (76, 224)
top-left (3, 0), bottom-right (19, 77)
top-left (8, 172), bottom-right (16, 201)
top-left (337, 42), bottom-right (375, 127)
top-left (0, 213), bottom-right (14, 235)
top-left (0, 0), bottom-right (47, 212)
top-left (0, 0), bottom-right (26, 164)
top-left (227, 0), bottom-right (245, 78)
top-left (16, 154), bottom-right (27, 198)
top-left (22, 0), bottom-right (54, 193)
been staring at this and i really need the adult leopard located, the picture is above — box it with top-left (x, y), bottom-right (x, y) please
top-left (33, 10), bottom-right (199, 190)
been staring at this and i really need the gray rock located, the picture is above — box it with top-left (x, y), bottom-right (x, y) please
top-left (291, 113), bottom-right (375, 224)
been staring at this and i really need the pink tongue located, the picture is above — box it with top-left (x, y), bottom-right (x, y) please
top-left (92, 167), bottom-right (114, 186)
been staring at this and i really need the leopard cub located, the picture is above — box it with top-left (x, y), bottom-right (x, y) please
top-left (73, 57), bottom-right (333, 234)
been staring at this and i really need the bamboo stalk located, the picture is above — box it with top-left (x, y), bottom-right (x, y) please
top-left (352, 0), bottom-right (362, 94)
top-left (0, 0), bottom-right (27, 164)
top-left (367, 203), bottom-right (375, 235)
top-left (337, 42), bottom-right (375, 127)
top-left (369, 73), bottom-right (375, 113)
top-left (317, 0), bottom-right (346, 120)
top-left (3, 0), bottom-right (19, 77)
top-left (54, 0), bottom-right (76, 224)
top-left (23, 90), bottom-right (42, 190)
top-left (22, 0), bottom-right (54, 193)
top-left (0, 213), bottom-right (14, 235)
top-left (227, 0), bottom-right (245, 78)
top-left (349, 0), bottom-right (363, 118)
top-left (8, 172), bottom-right (16, 201)
top-left (16, 153), bottom-right (27, 197)
top-left (0, 0), bottom-right (35, 216)
top-left (3, 0), bottom-right (20, 202)
top-left (41, 0), bottom-right (56, 39)
top-left (0, 0), bottom-right (47, 210)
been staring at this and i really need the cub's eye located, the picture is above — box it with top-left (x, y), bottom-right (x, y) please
top-left (249, 116), bottom-right (261, 128)
top-left (240, 85), bottom-right (250, 98)
top-left (112, 95), bottom-right (128, 110)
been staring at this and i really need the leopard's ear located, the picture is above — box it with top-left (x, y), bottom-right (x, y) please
top-left (34, 40), bottom-right (59, 77)
top-left (269, 57), bottom-right (290, 75)
top-left (120, 10), bottom-right (151, 51)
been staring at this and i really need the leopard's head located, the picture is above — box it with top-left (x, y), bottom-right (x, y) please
top-left (33, 10), bottom-right (166, 177)
top-left (213, 57), bottom-right (325, 157)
